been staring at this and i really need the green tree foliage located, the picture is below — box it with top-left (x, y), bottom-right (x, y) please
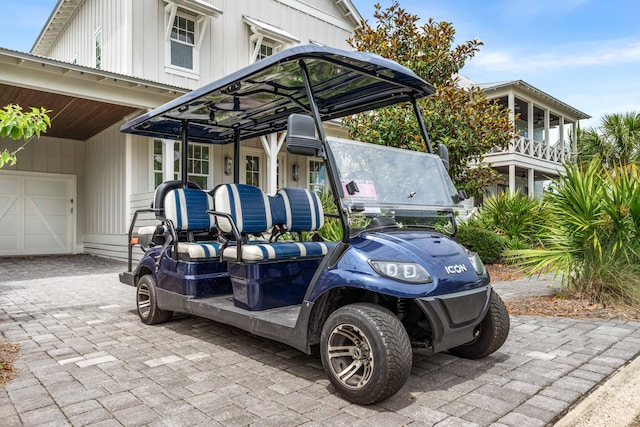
top-left (345, 1), bottom-right (513, 198)
top-left (578, 111), bottom-right (640, 168)
top-left (506, 160), bottom-right (640, 305)
top-left (0, 104), bottom-right (51, 168)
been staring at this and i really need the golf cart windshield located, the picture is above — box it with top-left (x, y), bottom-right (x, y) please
top-left (328, 138), bottom-right (460, 231)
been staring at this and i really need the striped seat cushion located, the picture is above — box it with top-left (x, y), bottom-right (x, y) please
top-left (177, 242), bottom-right (221, 260)
top-left (223, 241), bottom-right (334, 261)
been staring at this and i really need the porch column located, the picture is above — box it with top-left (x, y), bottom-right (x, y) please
top-left (260, 132), bottom-right (286, 195)
top-left (559, 116), bottom-right (566, 161)
top-left (528, 168), bottom-right (535, 197)
top-left (572, 122), bottom-right (578, 155)
top-left (162, 139), bottom-right (174, 182)
top-left (125, 133), bottom-right (133, 228)
top-left (527, 102), bottom-right (534, 141)
top-left (544, 109), bottom-right (550, 145)
top-left (509, 164), bottom-right (516, 194)
top-left (507, 93), bottom-right (516, 128)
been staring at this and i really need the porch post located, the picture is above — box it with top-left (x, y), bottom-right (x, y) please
top-left (260, 132), bottom-right (286, 195)
top-left (559, 116), bottom-right (565, 160)
top-left (509, 164), bottom-right (516, 194)
top-left (544, 109), bottom-right (550, 145)
top-left (528, 102), bottom-right (534, 141)
top-left (507, 93), bottom-right (516, 128)
top-left (528, 168), bottom-right (535, 197)
top-left (162, 139), bottom-right (174, 182)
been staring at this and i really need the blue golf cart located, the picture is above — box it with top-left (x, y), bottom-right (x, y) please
top-left (119, 45), bottom-right (509, 405)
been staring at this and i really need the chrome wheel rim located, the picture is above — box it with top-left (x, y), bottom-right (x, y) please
top-left (326, 323), bottom-right (374, 390)
top-left (137, 282), bottom-right (151, 319)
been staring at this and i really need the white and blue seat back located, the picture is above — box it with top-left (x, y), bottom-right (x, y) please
top-left (164, 188), bottom-right (215, 232)
top-left (213, 184), bottom-right (272, 234)
top-left (275, 188), bottom-right (324, 232)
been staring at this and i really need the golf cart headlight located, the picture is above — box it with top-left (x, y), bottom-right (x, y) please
top-left (465, 250), bottom-right (486, 275)
top-left (369, 260), bottom-right (432, 284)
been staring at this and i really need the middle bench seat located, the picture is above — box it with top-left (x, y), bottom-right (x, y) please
top-left (212, 184), bottom-right (333, 262)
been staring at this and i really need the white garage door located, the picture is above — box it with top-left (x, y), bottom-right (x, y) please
top-left (0, 171), bottom-right (75, 256)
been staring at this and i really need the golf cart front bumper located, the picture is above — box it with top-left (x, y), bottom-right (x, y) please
top-left (415, 285), bottom-right (492, 352)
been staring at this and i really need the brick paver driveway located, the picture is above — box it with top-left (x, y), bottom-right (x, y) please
top-left (1, 256), bottom-right (639, 426)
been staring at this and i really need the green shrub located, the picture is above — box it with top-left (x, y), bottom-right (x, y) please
top-left (456, 225), bottom-right (507, 264)
top-left (317, 189), bottom-right (343, 241)
top-left (506, 159), bottom-right (640, 305)
top-left (476, 191), bottom-right (548, 247)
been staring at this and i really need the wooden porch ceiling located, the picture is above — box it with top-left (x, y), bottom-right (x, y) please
top-left (0, 83), bottom-right (138, 141)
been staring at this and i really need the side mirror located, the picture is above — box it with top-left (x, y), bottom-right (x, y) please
top-left (438, 143), bottom-right (450, 170)
top-left (286, 114), bottom-right (323, 156)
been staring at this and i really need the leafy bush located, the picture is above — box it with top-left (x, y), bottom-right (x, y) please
top-left (456, 225), bottom-right (507, 264)
top-left (506, 160), bottom-right (640, 305)
top-left (316, 189), bottom-right (343, 241)
top-left (475, 191), bottom-right (549, 248)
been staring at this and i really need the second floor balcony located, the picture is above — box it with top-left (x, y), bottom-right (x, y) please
top-left (479, 80), bottom-right (589, 169)
top-left (486, 134), bottom-right (573, 166)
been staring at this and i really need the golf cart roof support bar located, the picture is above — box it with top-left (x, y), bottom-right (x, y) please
top-left (181, 120), bottom-right (189, 184)
top-left (298, 59), bottom-right (349, 243)
top-left (233, 127), bottom-right (240, 183)
top-left (411, 96), bottom-right (433, 154)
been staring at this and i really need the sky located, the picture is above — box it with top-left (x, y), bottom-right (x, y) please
top-left (1, 0), bottom-right (639, 128)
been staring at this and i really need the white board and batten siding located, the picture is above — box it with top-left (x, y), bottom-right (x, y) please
top-left (82, 123), bottom-right (131, 260)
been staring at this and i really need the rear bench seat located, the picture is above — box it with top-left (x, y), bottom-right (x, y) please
top-left (212, 184), bottom-right (333, 262)
top-left (160, 185), bottom-right (221, 261)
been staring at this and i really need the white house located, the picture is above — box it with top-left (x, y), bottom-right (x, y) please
top-left (0, 0), bottom-right (589, 261)
top-left (479, 80), bottom-right (590, 199)
top-left (0, 0), bottom-right (360, 260)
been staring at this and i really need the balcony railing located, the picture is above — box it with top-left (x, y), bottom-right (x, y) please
top-left (487, 136), bottom-right (573, 164)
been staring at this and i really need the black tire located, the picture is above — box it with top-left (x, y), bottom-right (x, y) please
top-left (320, 303), bottom-right (412, 405)
top-left (136, 274), bottom-right (173, 325)
top-left (449, 290), bottom-right (510, 359)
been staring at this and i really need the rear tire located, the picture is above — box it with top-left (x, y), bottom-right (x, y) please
top-left (449, 290), bottom-right (509, 359)
top-left (136, 274), bottom-right (173, 325)
top-left (320, 303), bottom-right (412, 404)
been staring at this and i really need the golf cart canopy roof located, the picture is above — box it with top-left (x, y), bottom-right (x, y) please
top-left (120, 45), bottom-right (435, 144)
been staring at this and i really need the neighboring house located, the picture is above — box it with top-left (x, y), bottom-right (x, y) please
top-left (460, 77), bottom-right (590, 202)
top-left (0, 0), bottom-right (360, 259)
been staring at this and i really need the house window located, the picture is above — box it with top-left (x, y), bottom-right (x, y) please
top-left (186, 144), bottom-right (209, 189)
top-left (94, 29), bottom-right (102, 69)
top-left (170, 14), bottom-right (195, 69)
top-left (254, 42), bottom-right (274, 61)
top-left (308, 159), bottom-right (325, 194)
top-left (245, 155), bottom-right (260, 187)
top-left (152, 140), bottom-right (210, 188)
top-left (244, 16), bottom-right (299, 64)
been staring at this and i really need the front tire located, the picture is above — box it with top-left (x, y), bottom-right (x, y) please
top-left (320, 303), bottom-right (412, 404)
top-left (136, 274), bottom-right (173, 325)
top-left (449, 290), bottom-right (509, 359)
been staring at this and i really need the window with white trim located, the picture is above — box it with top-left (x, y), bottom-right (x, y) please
top-left (245, 155), bottom-right (261, 187)
top-left (308, 159), bottom-right (326, 194)
top-left (94, 28), bottom-right (102, 69)
top-left (152, 140), bottom-right (210, 189)
top-left (170, 13), bottom-right (195, 69)
top-left (254, 41), bottom-right (274, 61)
